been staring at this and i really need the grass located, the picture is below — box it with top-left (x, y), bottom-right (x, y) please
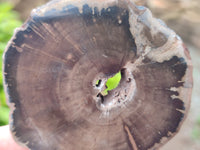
top-left (0, 2), bottom-right (22, 126)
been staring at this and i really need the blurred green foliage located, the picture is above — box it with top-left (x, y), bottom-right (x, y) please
top-left (192, 116), bottom-right (200, 140)
top-left (0, 2), bottom-right (22, 126)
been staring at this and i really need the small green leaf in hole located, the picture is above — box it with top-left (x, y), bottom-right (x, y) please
top-left (102, 71), bottom-right (121, 96)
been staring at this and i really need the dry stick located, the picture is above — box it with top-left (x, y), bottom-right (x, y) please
top-left (124, 125), bottom-right (138, 150)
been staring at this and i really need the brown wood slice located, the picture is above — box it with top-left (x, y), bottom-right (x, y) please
top-left (3, 0), bottom-right (193, 150)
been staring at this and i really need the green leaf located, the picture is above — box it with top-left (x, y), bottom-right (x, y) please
top-left (102, 71), bottom-right (121, 95)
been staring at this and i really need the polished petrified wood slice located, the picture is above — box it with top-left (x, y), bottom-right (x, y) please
top-left (3, 0), bottom-right (193, 150)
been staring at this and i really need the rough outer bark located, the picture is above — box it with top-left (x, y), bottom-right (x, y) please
top-left (3, 0), bottom-right (193, 150)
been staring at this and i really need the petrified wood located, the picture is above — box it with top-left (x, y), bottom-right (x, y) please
top-left (3, 0), bottom-right (193, 150)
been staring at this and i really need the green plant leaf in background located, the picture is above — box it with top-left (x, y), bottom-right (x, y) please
top-left (0, 2), bottom-right (22, 126)
top-left (192, 126), bottom-right (200, 140)
top-left (191, 116), bottom-right (200, 140)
